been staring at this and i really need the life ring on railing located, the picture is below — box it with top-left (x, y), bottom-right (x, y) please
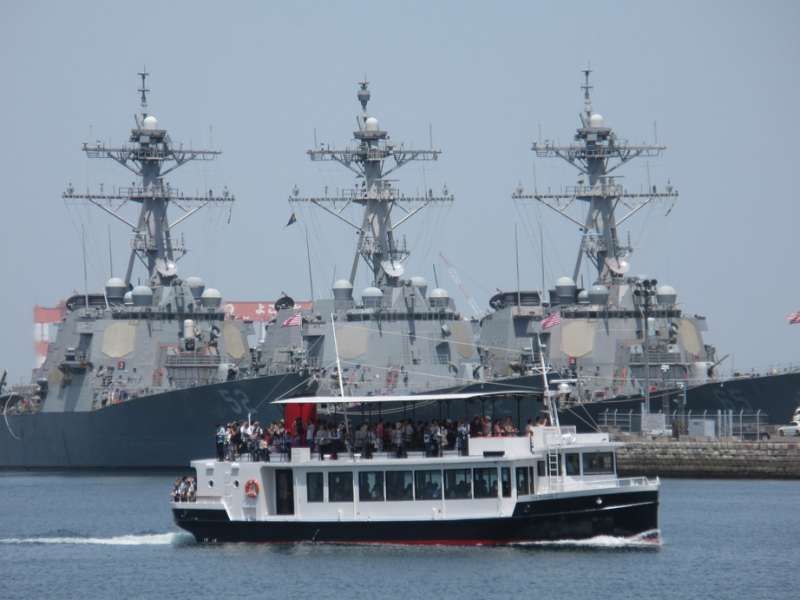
top-left (244, 479), bottom-right (260, 498)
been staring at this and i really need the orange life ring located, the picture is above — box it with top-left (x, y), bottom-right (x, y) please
top-left (244, 479), bottom-right (260, 498)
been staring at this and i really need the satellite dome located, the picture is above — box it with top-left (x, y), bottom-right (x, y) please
top-left (556, 276), bottom-right (575, 287)
top-left (557, 382), bottom-right (572, 395)
top-left (185, 276), bottom-right (205, 300)
top-left (361, 286), bottom-right (383, 308)
top-left (131, 285), bottom-right (153, 307)
top-left (332, 279), bottom-right (354, 302)
top-left (577, 290), bottom-right (590, 305)
top-left (429, 288), bottom-right (449, 299)
top-left (142, 115), bottom-right (159, 130)
top-left (201, 287), bottom-right (222, 309)
top-left (105, 277), bottom-right (126, 300)
top-left (410, 276), bottom-right (428, 288)
top-left (365, 116), bottom-right (379, 132)
top-left (123, 291), bottom-right (134, 306)
top-left (555, 276), bottom-right (577, 304)
top-left (429, 288), bottom-right (449, 309)
top-left (656, 284), bottom-right (677, 305)
top-left (588, 284), bottom-right (610, 305)
top-left (589, 113), bottom-right (605, 128)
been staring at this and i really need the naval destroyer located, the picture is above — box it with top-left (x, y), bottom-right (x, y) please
top-left (258, 81), bottom-right (551, 425)
top-left (0, 73), bottom-right (306, 467)
top-left (481, 69), bottom-right (800, 430)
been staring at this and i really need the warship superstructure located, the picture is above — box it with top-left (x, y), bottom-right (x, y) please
top-left (481, 70), bottom-right (800, 428)
top-left (258, 81), bottom-right (548, 421)
top-left (0, 73), bottom-right (305, 467)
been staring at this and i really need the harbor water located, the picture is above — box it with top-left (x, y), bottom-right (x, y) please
top-left (0, 474), bottom-right (795, 600)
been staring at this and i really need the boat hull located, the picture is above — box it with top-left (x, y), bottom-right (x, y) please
top-left (173, 489), bottom-right (658, 545)
top-left (0, 373), bottom-right (306, 468)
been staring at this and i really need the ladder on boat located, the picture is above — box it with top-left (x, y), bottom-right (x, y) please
top-left (546, 447), bottom-right (561, 490)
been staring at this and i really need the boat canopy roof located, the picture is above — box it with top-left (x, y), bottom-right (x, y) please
top-left (272, 390), bottom-right (535, 405)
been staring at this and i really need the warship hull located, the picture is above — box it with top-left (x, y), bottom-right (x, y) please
top-left (559, 371), bottom-right (800, 431)
top-left (0, 374), bottom-right (306, 469)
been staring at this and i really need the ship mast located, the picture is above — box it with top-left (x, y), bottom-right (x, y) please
top-left (514, 68), bottom-right (678, 285)
top-left (63, 71), bottom-right (235, 287)
top-left (290, 80), bottom-right (453, 288)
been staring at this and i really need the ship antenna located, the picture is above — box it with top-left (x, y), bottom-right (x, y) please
top-left (137, 67), bottom-right (150, 116)
top-left (330, 313), bottom-right (351, 441)
top-left (581, 65), bottom-right (593, 123)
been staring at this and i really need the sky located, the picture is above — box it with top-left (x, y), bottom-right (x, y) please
top-left (0, 0), bottom-right (797, 383)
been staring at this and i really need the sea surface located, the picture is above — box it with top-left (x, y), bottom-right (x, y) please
top-left (0, 473), bottom-right (796, 600)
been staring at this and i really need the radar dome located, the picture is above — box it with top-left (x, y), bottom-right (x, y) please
top-left (123, 291), bottom-right (134, 306)
top-left (577, 290), bottom-right (589, 305)
top-left (201, 287), bottom-right (222, 309)
top-left (588, 284), bottom-right (609, 305)
top-left (332, 279), bottom-right (354, 302)
top-left (589, 113), bottom-right (605, 128)
top-left (185, 276), bottom-right (205, 300)
top-left (361, 286), bottom-right (383, 309)
top-left (365, 116), bottom-right (379, 132)
top-left (429, 288), bottom-right (449, 308)
top-left (105, 277), bottom-right (126, 300)
top-left (143, 115), bottom-right (159, 130)
top-left (555, 276), bottom-right (577, 304)
top-left (131, 285), bottom-right (153, 307)
top-left (656, 284), bottom-right (677, 306)
top-left (410, 275), bottom-right (428, 297)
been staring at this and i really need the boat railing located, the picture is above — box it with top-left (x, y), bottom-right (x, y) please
top-left (537, 475), bottom-right (658, 495)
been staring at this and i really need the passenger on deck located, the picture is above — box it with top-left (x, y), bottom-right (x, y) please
top-left (215, 424), bottom-right (226, 461)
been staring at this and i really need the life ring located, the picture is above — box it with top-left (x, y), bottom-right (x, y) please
top-left (244, 479), bottom-right (260, 498)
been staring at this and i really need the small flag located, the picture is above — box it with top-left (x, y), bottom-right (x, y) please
top-left (788, 311), bottom-right (800, 325)
top-left (541, 311), bottom-right (561, 330)
top-left (282, 313), bottom-right (302, 327)
top-left (285, 212), bottom-right (297, 227)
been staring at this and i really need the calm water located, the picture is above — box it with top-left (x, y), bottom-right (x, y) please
top-left (0, 473), bottom-right (796, 600)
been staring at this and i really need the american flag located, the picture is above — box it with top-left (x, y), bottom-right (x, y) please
top-left (541, 311), bottom-right (561, 330)
top-left (281, 313), bottom-right (302, 327)
top-left (788, 311), bottom-right (800, 325)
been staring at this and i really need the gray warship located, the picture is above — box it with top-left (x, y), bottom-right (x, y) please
top-left (0, 73), bottom-right (306, 468)
top-left (481, 69), bottom-right (800, 429)
top-left (258, 81), bottom-right (548, 423)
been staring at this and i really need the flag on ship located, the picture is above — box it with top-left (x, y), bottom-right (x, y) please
top-left (788, 311), bottom-right (800, 325)
top-left (285, 212), bottom-right (297, 227)
top-left (282, 313), bottom-right (302, 327)
top-left (541, 312), bottom-right (561, 329)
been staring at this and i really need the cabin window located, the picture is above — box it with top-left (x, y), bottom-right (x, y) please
top-left (537, 461), bottom-right (545, 477)
top-left (565, 453), bottom-right (581, 476)
top-left (328, 471), bottom-right (353, 502)
top-left (306, 472), bottom-right (324, 503)
top-left (473, 468), bottom-right (498, 499)
top-left (516, 467), bottom-right (530, 495)
top-left (415, 470), bottom-right (442, 500)
top-left (386, 471), bottom-right (413, 501)
top-left (501, 467), bottom-right (511, 497)
top-left (445, 469), bottom-right (472, 499)
top-left (583, 452), bottom-right (615, 475)
top-left (358, 471), bottom-right (385, 502)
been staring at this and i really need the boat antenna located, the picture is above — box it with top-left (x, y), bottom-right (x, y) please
top-left (535, 333), bottom-right (560, 430)
top-left (515, 223), bottom-right (521, 308)
top-left (305, 225), bottom-right (315, 303)
top-left (330, 312), bottom-right (350, 440)
top-left (81, 224), bottom-right (89, 312)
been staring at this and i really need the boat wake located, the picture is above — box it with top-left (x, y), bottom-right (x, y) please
top-left (0, 532), bottom-right (195, 546)
top-left (512, 530), bottom-right (661, 550)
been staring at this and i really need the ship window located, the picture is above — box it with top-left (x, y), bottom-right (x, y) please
top-left (473, 468), bottom-right (498, 498)
top-left (529, 466), bottom-right (535, 494)
top-left (328, 471), bottom-right (353, 502)
top-left (386, 471), bottom-right (413, 501)
top-left (537, 461), bottom-right (545, 477)
top-left (516, 467), bottom-right (530, 496)
top-left (306, 472), bottom-right (324, 503)
top-left (583, 452), bottom-right (615, 475)
top-left (415, 470), bottom-right (442, 500)
top-left (358, 471), bottom-right (384, 502)
top-left (501, 467), bottom-right (511, 497)
top-left (565, 453), bottom-right (581, 476)
top-left (445, 469), bottom-right (472, 499)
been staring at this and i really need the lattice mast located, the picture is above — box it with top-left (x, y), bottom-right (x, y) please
top-left (514, 69), bottom-right (678, 284)
top-left (63, 71), bottom-right (234, 286)
top-left (290, 80), bottom-right (453, 287)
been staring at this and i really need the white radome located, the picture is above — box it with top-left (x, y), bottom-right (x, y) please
top-left (589, 113), bottom-right (605, 128)
top-left (143, 115), bottom-right (159, 130)
top-left (365, 116), bottom-right (379, 132)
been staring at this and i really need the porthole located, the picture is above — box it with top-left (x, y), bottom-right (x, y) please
top-left (208, 480), bottom-right (214, 488)
top-left (234, 480), bottom-right (240, 488)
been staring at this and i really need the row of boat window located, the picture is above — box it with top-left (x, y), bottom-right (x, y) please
top-left (304, 452), bottom-right (615, 504)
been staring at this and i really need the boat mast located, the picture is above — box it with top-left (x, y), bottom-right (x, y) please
top-left (63, 71), bottom-right (235, 287)
top-left (514, 68), bottom-right (678, 285)
top-left (289, 80), bottom-right (453, 287)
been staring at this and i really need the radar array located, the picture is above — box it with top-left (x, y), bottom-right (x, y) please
top-left (290, 80), bottom-right (453, 287)
top-left (63, 71), bottom-right (234, 286)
